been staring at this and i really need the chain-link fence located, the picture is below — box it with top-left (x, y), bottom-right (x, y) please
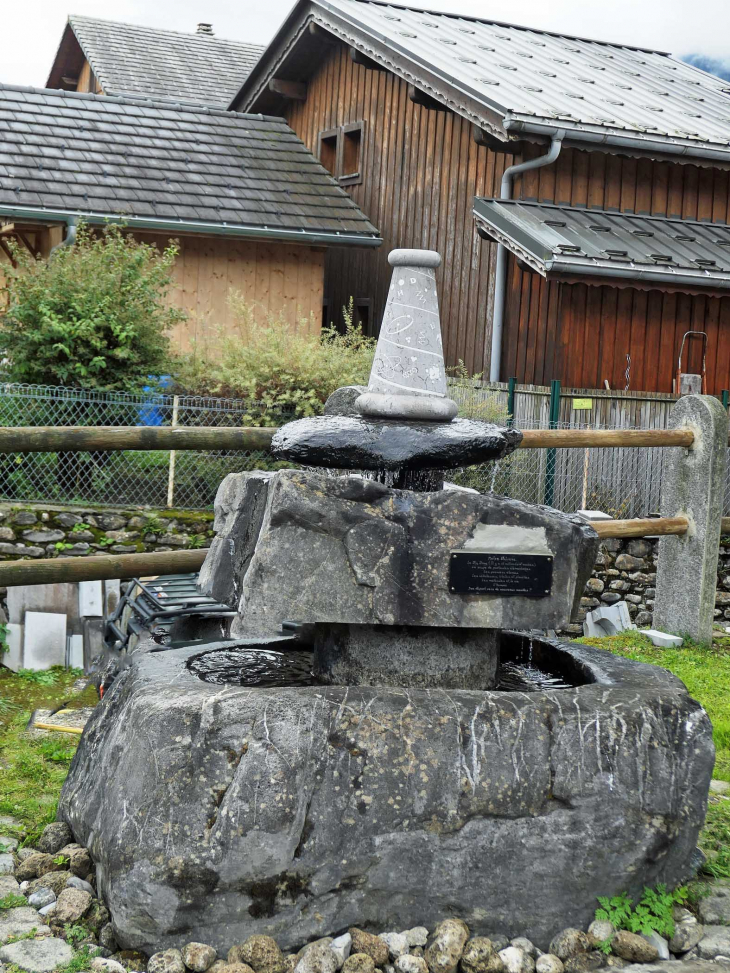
top-left (0, 381), bottom-right (726, 515)
top-left (0, 384), bottom-right (290, 509)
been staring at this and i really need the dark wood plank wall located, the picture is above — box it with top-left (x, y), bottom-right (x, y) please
top-left (505, 146), bottom-right (730, 393)
top-left (284, 43), bottom-right (730, 392)
top-left (284, 42), bottom-right (508, 375)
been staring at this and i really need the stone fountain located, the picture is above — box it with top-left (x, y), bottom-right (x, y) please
top-left (59, 250), bottom-right (714, 956)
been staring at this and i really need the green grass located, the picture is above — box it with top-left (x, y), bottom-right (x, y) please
top-left (0, 666), bottom-right (97, 843)
top-left (576, 631), bottom-right (730, 782)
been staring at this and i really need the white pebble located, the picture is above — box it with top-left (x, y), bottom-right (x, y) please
top-left (331, 934), bottom-right (352, 969)
top-left (380, 934), bottom-right (409, 960)
top-left (404, 929), bottom-right (429, 948)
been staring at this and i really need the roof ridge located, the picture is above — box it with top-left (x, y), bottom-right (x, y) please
top-left (0, 82), bottom-right (282, 122)
top-left (68, 13), bottom-right (266, 51)
top-left (333, 0), bottom-right (669, 55)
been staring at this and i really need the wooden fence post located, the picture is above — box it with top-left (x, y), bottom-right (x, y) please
top-left (654, 394), bottom-right (728, 643)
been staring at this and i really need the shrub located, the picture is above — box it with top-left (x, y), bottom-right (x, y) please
top-left (0, 223), bottom-right (184, 390)
top-left (173, 296), bottom-right (375, 426)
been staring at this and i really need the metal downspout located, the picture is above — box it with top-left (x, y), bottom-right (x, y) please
top-left (49, 216), bottom-right (78, 259)
top-left (489, 135), bottom-right (564, 382)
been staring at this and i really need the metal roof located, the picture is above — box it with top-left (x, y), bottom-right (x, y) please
top-left (472, 198), bottom-right (730, 290)
top-left (0, 85), bottom-right (380, 245)
top-left (236, 0), bottom-right (730, 160)
top-left (50, 15), bottom-right (265, 109)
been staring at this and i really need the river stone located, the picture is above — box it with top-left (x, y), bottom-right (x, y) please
top-left (332, 936), bottom-right (352, 970)
top-left (587, 924), bottom-right (613, 947)
top-left (149, 949), bottom-right (187, 973)
top-left (342, 957), bottom-right (375, 973)
top-left (91, 960), bottom-right (127, 973)
top-left (27, 888), bottom-right (56, 910)
top-left (548, 934), bottom-right (590, 963)
top-left (0, 875), bottom-right (21, 896)
top-left (324, 386), bottom-right (368, 417)
top-left (0, 937), bottom-right (74, 972)
top-left (498, 949), bottom-right (533, 973)
top-left (231, 936), bottom-right (287, 973)
top-left (406, 932), bottom-right (429, 950)
top-left (611, 932), bottom-right (658, 963)
top-left (27, 872), bottom-right (71, 897)
top-left (396, 959), bottom-right (428, 973)
top-left (670, 918), bottom-right (704, 955)
top-left (0, 907), bottom-right (50, 943)
top-left (53, 887), bottom-right (91, 923)
top-left (699, 890), bottom-right (730, 925)
top-left (58, 638), bottom-right (713, 955)
top-left (461, 939), bottom-right (501, 973)
top-left (0, 853), bottom-right (13, 875)
top-left (36, 823), bottom-right (72, 856)
top-left (295, 944), bottom-right (338, 973)
top-left (66, 875), bottom-right (94, 896)
top-left (562, 956), bottom-right (601, 973)
top-left (350, 932), bottom-right (389, 967)
top-left (380, 935), bottom-right (409, 961)
top-left (426, 919), bottom-right (470, 973)
top-left (271, 416), bottom-right (520, 473)
top-left (206, 470), bottom-right (599, 636)
top-left (183, 944), bottom-right (218, 972)
top-left (535, 959), bottom-right (563, 973)
top-left (697, 927), bottom-right (730, 959)
top-left (15, 853), bottom-right (57, 882)
top-left (510, 943), bottom-right (536, 960)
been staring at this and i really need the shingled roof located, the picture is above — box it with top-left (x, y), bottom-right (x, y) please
top-left (47, 15), bottom-right (265, 109)
top-left (233, 0), bottom-right (730, 162)
top-left (0, 85), bottom-right (381, 246)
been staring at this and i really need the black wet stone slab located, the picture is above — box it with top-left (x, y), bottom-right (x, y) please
top-left (270, 415), bottom-right (522, 471)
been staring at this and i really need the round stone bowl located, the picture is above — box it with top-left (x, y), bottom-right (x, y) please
top-left (58, 634), bottom-right (713, 956)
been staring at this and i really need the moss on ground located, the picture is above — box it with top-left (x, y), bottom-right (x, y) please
top-left (0, 666), bottom-right (97, 843)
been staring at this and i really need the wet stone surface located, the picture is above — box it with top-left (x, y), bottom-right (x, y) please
top-left (271, 416), bottom-right (522, 472)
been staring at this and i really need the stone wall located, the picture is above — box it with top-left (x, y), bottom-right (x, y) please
top-left (0, 504), bottom-right (214, 562)
top-left (568, 534), bottom-right (730, 636)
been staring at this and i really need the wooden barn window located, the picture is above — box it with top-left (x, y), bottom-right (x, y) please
top-left (318, 123), bottom-right (365, 185)
top-left (354, 298), bottom-right (372, 332)
top-left (319, 129), bottom-right (339, 176)
top-left (340, 122), bottom-right (364, 186)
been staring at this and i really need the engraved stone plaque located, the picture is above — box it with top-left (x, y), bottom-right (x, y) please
top-left (449, 550), bottom-right (553, 597)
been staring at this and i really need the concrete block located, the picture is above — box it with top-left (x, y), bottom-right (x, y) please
top-left (7, 583), bottom-right (81, 634)
top-left (82, 618), bottom-right (105, 668)
top-left (103, 580), bottom-right (121, 616)
top-left (78, 581), bottom-right (103, 618)
top-left (68, 634), bottom-right (84, 670)
top-left (655, 395), bottom-right (729, 644)
top-left (3, 623), bottom-right (23, 672)
top-left (23, 612), bottom-right (66, 670)
top-left (583, 601), bottom-right (636, 638)
top-left (643, 630), bottom-right (684, 648)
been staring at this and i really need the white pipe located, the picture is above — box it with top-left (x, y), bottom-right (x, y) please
top-left (489, 134), bottom-right (564, 382)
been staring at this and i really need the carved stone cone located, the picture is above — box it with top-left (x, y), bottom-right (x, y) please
top-left (356, 248), bottom-right (458, 421)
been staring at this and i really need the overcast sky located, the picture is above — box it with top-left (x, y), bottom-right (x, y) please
top-left (3, 0), bottom-right (730, 89)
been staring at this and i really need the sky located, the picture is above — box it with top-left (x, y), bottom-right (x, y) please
top-left (2, 0), bottom-right (730, 89)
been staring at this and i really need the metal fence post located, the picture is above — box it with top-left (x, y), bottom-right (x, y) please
top-left (543, 379), bottom-right (561, 507)
top-left (722, 389), bottom-right (729, 410)
top-left (166, 394), bottom-right (180, 509)
top-left (507, 376), bottom-right (517, 426)
top-left (654, 394), bottom-right (728, 643)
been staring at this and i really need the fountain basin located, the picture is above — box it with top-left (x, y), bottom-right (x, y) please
top-left (58, 634), bottom-right (713, 954)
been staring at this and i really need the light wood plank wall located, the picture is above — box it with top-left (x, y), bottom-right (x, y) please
top-left (137, 233), bottom-right (326, 355)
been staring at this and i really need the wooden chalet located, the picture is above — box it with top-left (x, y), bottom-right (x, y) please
top-left (0, 84), bottom-right (380, 354)
top-left (231, 0), bottom-right (730, 395)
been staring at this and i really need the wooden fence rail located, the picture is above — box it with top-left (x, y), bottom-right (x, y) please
top-left (0, 425), bottom-right (708, 453)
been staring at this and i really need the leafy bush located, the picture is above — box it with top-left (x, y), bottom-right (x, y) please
top-left (173, 297), bottom-right (375, 425)
top-left (0, 223), bottom-right (184, 390)
top-left (595, 884), bottom-right (687, 938)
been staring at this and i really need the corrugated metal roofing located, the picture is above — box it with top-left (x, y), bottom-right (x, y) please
top-left (0, 84), bottom-right (380, 243)
top-left (63, 16), bottom-right (265, 109)
top-left (297, 0), bottom-right (730, 155)
top-left (472, 197), bottom-right (730, 289)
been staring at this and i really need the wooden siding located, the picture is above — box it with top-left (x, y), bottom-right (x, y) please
top-left (1, 230), bottom-right (325, 356)
top-left (137, 234), bottom-right (325, 355)
top-left (283, 42), bottom-right (730, 392)
top-left (284, 42), bottom-right (508, 374)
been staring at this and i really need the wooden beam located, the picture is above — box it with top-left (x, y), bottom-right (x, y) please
top-left (408, 85), bottom-right (449, 112)
top-left (519, 428), bottom-right (696, 449)
top-left (350, 48), bottom-right (386, 70)
top-left (0, 426), bottom-right (277, 454)
top-left (0, 238), bottom-right (16, 268)
top-left (268, 78), bottom-right (308, 101)
top-left (473, 126), bottom-right (523, 154)
top-left (592, 517), bottom-right (689, 539)
top-left (0, 223), bottom-right (15, 234)
top-left (0, 549), bottom-right (208, 587)
top-left (16, 231), bottom-right (39, 259)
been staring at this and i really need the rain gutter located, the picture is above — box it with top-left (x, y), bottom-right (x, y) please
top-left (49, 215), bottom-right (78, 259)
top-left (489, 133), bottom-right (564, 383)
top-left (0, 205), bottom-right (383, 249)
top-left (503, 117), bottom-right (730, 164)
top-left (545, 259), bottom-right (730, 290)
